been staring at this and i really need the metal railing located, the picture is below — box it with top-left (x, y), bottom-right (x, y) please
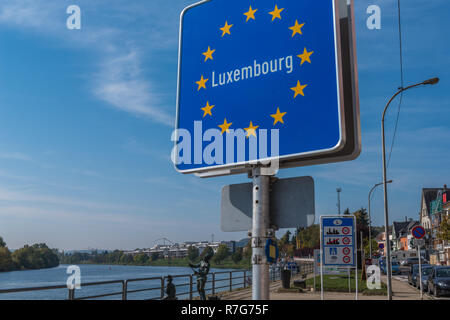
top-left (0, 262), bottom-right (314, 300)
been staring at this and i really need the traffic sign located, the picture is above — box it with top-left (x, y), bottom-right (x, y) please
top-left (221, 176), bottom-right (314, 231)
top-left (320, 216), bottom-right (356, 267)
top-left (265, 239), bottom-right (279, 263)
top-left (174, 0), bottom-right (360, 174)
top-left (378, 243), bottom-right (385, 250)
top-left (412, 225), bottom-right (426, 239)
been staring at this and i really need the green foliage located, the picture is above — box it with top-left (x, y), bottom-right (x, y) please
top-left (133, 253), bottom-right (150, 265)
top-left (200, 246), bottom-right (214, 259)
top-left (296, 224), bottom-right (320, 249)
top-left (0, 236), bottom-right (6, 248)
top-left (213, 244), bottom-right (229, 264)
top-left (231, 247), bottom-right (243, 263)
top-left (343, 208), bottom-right (351, 215)
top-left (439, 215), bottom-right (450, 241)
top-left (0, 247), bottom-right (14, 272)
top-left (187, 246), bottom-right (199, 261)
top-left (1, 241), bottom-right (59, 271)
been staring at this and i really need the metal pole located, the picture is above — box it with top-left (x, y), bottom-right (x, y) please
top-left (320, 220), bottom-right (324, 300)
top-left (418, 245), bottom-right (423, 300)
top-left (337, 188), bottom-right (341, 215)
top-left (251, 167), bottom-right (270, 300)
top-left (381, 78), bottom-right (439, 300)
top-left (368, 181), bottom-right (392, 261)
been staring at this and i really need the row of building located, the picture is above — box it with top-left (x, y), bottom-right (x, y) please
top-left (124, 240), bottom-right (237, 259)
top-left (377, 185), bottom-right (450, 265)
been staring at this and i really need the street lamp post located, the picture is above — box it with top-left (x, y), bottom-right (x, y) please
top-left (381, 77), bottom-right (439, 301)
top-left (336, 188), bottom-right (342, 215)
top-left (368, 180), bottom-right (393, 260)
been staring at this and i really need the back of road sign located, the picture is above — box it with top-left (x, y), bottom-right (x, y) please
top-left (174, 0), bottom-right (360, 175)
top-left (320, 216), bottom-right (356, 267)
top-left (221, 176), bottom-right (315, 231)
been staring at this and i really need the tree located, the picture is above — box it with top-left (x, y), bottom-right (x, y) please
top-left (187, 246), bottom-right (199, 261)
top-left (439, 215), bottom-right (450, 241)
top-left (231, 247), bottom-right (243, 263)
top-left (200, 246), bottom-right (214, 259)
top-left (150, 252), bottom-right (160, 262)
top-left (295, 224), bottom-right (320, 249)
top-left (133, 253), bottom-right (149, 265)
top-left (213, 244), bottom-right (229, 264)
top-left (0, 236), bottom-right (6, 248)
top-left (343, 208), bottom-right (351, 215)
top-left (0, 247), bottom-right (14, 272)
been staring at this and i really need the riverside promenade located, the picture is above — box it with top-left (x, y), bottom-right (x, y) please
top-left (219, 273), bottom-right (428, 300)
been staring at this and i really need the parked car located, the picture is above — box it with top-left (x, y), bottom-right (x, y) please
top-left (408, 264), bottom-right (431, 287)
top-left (401, 258), bottom-right (420, 266)
top-left (380, 260), bottom-right (401, 274)
top-left (427, 266), bottom-right (450, 297)
top-left (419, 266), bottom-right (433, 292)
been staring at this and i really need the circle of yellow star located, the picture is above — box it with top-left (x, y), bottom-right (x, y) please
top-left (218, 118), bottom-right (232, 134)
top-left (289, 20), bottom-right (305, 37)
top-left (195, 75), bottom-right (208, 91)
top-left (201, 101), bottom-right (214, 117)
top-left (244, 6), bottom-right (257, 22)
top-left (202, 46), bottom-right (215, 62)
top-left (270, 108), bottom-right (287, 125)
top-left (290, 80), bottom-right (308, 98)
top-left (297, 48), bottom-right (314, 65)
top-left (269, 5), bottom-right (284, 21)
top-left (244, 121), bottom-right (259, 138)
top-left (220, 21), bottom-right (233, 37)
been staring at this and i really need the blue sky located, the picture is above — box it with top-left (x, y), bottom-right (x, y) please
top-left (0, 0), bottom-right (449, 250)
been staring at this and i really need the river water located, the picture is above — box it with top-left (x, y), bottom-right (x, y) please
top-left (0, 264), bottom-right (247, 300)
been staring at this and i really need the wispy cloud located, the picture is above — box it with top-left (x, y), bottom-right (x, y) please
top-left (0, 0), bottom-right (174, 126)
top-left (0, 152), bottom-right (31, 161)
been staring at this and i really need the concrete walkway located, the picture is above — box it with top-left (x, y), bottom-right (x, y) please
top-left (219, 273), bottom-right (429, 300)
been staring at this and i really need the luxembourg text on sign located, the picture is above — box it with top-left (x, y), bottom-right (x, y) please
top-left (175, 0), bottom-right (344, 172)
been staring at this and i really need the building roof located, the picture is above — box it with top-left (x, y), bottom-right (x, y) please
top-left (392, 220), bottom-right (419, 238)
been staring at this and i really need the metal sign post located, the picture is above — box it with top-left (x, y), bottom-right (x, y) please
top-left (250, 167), bottom-right (271, 300)
top-left (411, 226), bottom-right (426, 300)
top-left (418, 244), bottom-right (423, 300)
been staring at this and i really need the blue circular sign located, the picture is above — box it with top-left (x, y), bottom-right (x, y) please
top-left (378, 243), bottom-right (385, 249)
top-left (412, 226), bottom-right (426, 239)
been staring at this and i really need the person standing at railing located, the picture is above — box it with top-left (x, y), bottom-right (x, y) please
top-left (162, 275), bottom-right (177, 300)
top-left (189, 252), bottom-right (212, 300)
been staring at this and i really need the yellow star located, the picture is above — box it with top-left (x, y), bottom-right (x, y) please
top-left (290, 81), bottom-right (307, 98)
top-left (244, 6), bottom-right (257, 22)
top-left (269, 5), bottom-right (284, 21)
top-left (195, 75), bottom-right (208, 91)
top-left (201, 101), bottom-right (214, 117)
top-left (202, 46), bottom-right (215, 62)
top-left (220, 21), bottom-right (233, 37)
top-left (297, 48), bottom-right (314, 65)
top-left (289, 20), bottom-right (305, 37)
top-left (270, 108), bottom-right (287, 125)
top-left (244, 121), bottom-right (259, 138)
top-left (218, 118), bottom-right (232, 134)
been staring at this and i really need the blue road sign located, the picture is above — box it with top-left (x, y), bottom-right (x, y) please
top-left (320, 216), bottom-right (356, 267)
top-left (412, 225), bottom-right (426, 239)
top-left (174, 0), bottom-right (355, 173)
top-left (265, 238), bottom-right (279, 263)
top-left (378, 243), bottom-right (385, 250)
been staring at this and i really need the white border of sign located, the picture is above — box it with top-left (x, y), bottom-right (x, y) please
top-left (174, 0), bottom-right (358, 175)
top-left (319, 215), bottom-right (358, 300)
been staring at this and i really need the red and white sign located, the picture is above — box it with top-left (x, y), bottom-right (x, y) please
top-left (342, 237), bottom-right (351, 245)
top-left (343, 256), bottom-right (351, 264)
top-left (342, 247), bottom-right (351, 255)
top-left (342, 227), bottom-right (350, 235)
